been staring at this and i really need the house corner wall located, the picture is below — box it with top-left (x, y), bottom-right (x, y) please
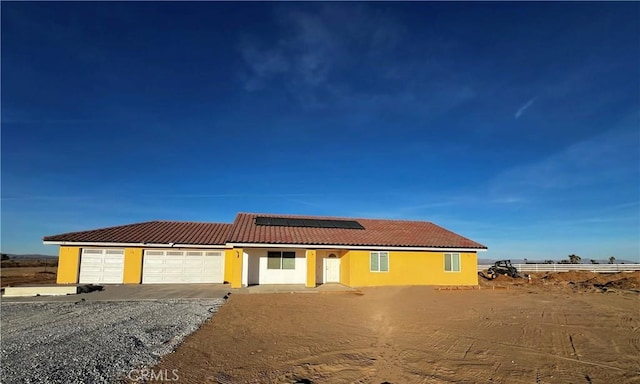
top-left (57, 246), bottom-right (80, 284)
top-left (305, 250), bottom-right (316, 287)
top-left (123, 248), bottom-right (143, 284)
top-left (340, 251), bottom-right (351, 286)
top-left (224, 248), bottom-right (234, 283)
top-left (229, 248), bottom-right (243, 288)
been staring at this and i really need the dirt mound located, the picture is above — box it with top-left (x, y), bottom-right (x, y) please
top-left (540, 271), bottom-right (640, 285)
top-left (597, 272), bottom-right (640, 290)
top-left (603, 277), bottom-right (640, 290)
top-left (540, 271), bottom-right (599, 283)
top-left (477, 273), bottom-right (525, 286)
top-left (478, 271), bottom-right (640, 291)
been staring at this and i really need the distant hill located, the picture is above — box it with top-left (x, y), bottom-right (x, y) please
top-left (2, 253), bottom-right (57, 260)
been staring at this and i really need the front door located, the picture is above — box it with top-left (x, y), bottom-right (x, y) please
top-left (325, 257), bottom-right (341, 283)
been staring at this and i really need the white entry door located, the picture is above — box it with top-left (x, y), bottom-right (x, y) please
top-left (325, 257), bottom-right (341, 283)
top-left (142, 250), bottom-right (224, 284)
top-left (79, 249), bottom-right (125, 284)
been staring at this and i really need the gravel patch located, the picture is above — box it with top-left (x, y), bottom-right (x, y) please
top-left (1, 299), bottom-right (225, 383)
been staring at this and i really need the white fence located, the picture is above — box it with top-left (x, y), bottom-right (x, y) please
top-left (477, 264), bottom-right (640, 273)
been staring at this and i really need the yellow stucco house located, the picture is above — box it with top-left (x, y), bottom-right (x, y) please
top-left (44, 213), bottom-right (487, 288)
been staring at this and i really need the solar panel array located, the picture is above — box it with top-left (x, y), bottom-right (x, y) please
top-left (255, 217), bottom-right (365, 230)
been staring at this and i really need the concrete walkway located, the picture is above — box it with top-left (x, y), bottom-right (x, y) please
top-left (1, 284), bottom-right (232, 303)
top-left (1, 283), bottom-right (357, 302)
top-left (245, 283), bottom-right (357, 294)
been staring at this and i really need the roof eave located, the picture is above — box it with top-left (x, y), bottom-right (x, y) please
top-left (225, 242), bottom-right (487, 252)
top-left (42, 241), bottom-right (227, 249)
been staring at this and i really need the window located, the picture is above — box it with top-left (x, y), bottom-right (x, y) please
top-left (370, 251), bottom-right (389, 272)
top-left (444, 253), bottom-right (461, 272)
top-left (267, 251), bottom-right (296, 270)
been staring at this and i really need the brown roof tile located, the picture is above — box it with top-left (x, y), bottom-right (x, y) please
top-left (43, 221), bottom-right (232, 246)
top-left (227, 213), bottom-right (487, 249)
top-left (43, 213), bottom-right (486, 249)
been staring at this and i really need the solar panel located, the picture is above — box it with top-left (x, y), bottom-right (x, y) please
top-left (255, 217), bottom-right (364, 230)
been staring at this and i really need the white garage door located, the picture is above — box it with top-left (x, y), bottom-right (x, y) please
top-left (79, 249), bottom-right (125, 284)
top-left (142, 250), bottom-right (224, 284)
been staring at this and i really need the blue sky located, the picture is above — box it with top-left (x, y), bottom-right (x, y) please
top-left (2, 2), bottom-right (638, 261)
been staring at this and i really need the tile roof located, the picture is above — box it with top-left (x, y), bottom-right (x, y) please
top-left (227, 213), bottom-right (487, 249)
top-left (43, 221), bottom-right (232, 246)
top-left (43, 213), bottom-right (487, 249)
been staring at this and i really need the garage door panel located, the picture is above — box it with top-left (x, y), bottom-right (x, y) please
top-left (142, 276), bottom-right (163, 284)
top-left (102, 261), bottom-right (123, 268)
top-left (142, 250), bottom-right (224, 284)
top-left (79, 249), bottom-right (124, 284)
top-left (101, 276), bottom-right (124, 284)
top-left (204, 264), bottom-right (220, 272)
top-left (143, 259), bottom-right (165, 266)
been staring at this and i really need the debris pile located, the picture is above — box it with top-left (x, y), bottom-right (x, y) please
top-left (478, 270), bottom-right (640, 292)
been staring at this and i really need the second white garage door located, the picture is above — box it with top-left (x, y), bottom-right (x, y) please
top-left (142, 250), bottom-right (224, 284)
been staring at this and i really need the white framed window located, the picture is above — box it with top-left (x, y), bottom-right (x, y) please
top-left (370, 251), bottom-right (389, 272)
top-left (267, 251), bottom-right (296, 270)
top-left (444, 253), bottom-right (461, 272)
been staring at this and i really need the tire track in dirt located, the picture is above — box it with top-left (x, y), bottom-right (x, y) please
top-left (617, 313), bottom-right (640, 355)
top-left (436, 329), bottom-right (632, 373)
top-left (629, 327), bottom-right (640, 354)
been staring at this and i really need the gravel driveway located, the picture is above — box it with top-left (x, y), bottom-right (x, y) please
top-left (1, 299), bottom-right (225, 383)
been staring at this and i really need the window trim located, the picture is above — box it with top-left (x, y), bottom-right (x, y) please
top-left (444, 253), bottom-right (461, 272)
top-left (267, 251), bottom-right (296, 270)
top-left (370, 251), bottom-right (390, 272)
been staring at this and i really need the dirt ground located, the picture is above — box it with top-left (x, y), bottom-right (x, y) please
top-left (151, 272), bottom-right (640, 384)
top-left (1, 264), bottom-right (57, 287)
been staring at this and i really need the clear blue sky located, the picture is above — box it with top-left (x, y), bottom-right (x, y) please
top-left (2, 2), bottom-right (638, 261)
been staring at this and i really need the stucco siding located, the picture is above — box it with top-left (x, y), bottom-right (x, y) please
top-left (123, 248), bottom-right (143, 284)
top-left (306, 250), bottom-right (316, 287)
top-left (224, 249), bottom-right (234, 283)
top-left (243, 248), bottom-right (307, 285)
top-left (345, 250), bottom-right (478, 286)
top-left (56, 246), bottom-right (81, 284)
top-left (340, 251), bottom-right (351, 286)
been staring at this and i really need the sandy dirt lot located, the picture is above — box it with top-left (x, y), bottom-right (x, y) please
top-left (152, 272), bottom-right (640, 384)
top-left (1, 265), bottom-right (57, 287)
